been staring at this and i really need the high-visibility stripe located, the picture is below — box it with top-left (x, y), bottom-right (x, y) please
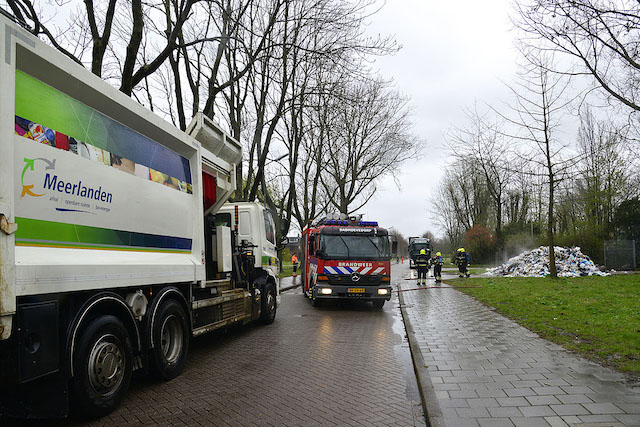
top-left (322, 265), bottom-right (387, 275)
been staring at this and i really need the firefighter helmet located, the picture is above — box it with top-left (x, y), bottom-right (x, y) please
top-left (436, 252), bottom-right (441, 256)
top-left (420, 249), bottom-right (426, 255)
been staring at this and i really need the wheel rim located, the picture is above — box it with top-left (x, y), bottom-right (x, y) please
top-left (266, 290), bottom-right (275, 317)
top-left (87, 334), bottom-right (125, 397)
top-left (160, 314), bottom-right (183, 364)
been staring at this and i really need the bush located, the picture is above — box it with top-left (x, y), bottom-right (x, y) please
top-left (555, 231), bottom-right (604, 264)
top-left (465, 225), bottom-right (497, 264)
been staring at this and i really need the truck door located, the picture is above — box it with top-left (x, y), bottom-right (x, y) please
top-left (302, 234), bottom-right (308, 292)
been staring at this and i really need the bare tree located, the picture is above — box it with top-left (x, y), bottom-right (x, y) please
top-left (500, 52), bottom-right (578, 278)
top-left (574, 106), bottom-right (634, 233)
top-left (431, 181), bottom-right (465, 253)
top-left (447, 105), bottom-right (515, 253)
top-left (514, 0), bottom-right (640, 113)
top-left (320, 77), bottom-right (419, 214)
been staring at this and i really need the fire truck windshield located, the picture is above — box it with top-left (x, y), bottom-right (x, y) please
top-left (318, 235), bottom-right (390, 260)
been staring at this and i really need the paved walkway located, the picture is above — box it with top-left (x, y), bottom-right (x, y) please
top-left (398, 279), bottom-right (640, 427)
top-left (279, 275), bottom-right (300, 292)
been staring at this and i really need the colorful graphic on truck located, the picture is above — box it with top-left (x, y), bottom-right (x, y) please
top-left (14, 217), bottom-right (192, 253)
top-left (14, 70), bottom-right (192, 193)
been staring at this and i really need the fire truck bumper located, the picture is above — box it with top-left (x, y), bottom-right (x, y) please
top-left (312, 284), bottom-right (392, 301)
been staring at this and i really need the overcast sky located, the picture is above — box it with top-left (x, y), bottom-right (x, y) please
top-left (361, 0), bottom-right (519, 238)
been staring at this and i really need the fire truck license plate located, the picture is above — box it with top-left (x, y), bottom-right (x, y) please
top-left (348, 288), bottom-right (365, 293)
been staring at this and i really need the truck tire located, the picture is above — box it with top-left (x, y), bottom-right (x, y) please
top-left (71, 315), bottom-right (133, 419)
top-left (311, 294), bottom-right (322, 307)
top-left (372, 300), bottom-right (385, 309)
top-left (259, 283), bottom-right (277, 324)
top-left (150, 299), bottom-right (190, 381)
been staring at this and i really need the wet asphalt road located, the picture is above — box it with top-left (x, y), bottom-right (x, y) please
top-left (18, 263), bottom-right (425, 426)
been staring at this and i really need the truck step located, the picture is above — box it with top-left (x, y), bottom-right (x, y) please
top-left (200, 278), bottom-right (232, 290)
top-left (192, 289), bottom-right (250, 310)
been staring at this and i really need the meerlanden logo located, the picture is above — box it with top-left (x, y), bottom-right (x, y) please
top-left (43, 173), bottom-right (113, 203)
top-left (21, 157), bottom-right (113, 207)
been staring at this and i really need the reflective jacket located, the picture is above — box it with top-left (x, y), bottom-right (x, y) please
top-left (416, 254), bottom-right (430, 268)
top-left (455, 252), bottom-right (469, 265)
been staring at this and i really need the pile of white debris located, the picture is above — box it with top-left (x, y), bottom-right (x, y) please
top-left (484, 246), bottom-right (609, 278)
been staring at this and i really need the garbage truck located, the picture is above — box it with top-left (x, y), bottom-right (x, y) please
top-left (408, 237), bottom-right (431, 269)
top-left (0, 14), bottom-right (280, 418)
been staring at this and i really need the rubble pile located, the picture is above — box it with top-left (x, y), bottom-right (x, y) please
top-left (485, 246), bottom-right (609, 278)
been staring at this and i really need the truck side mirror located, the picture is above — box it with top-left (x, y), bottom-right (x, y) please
top-left (276, 236), bottom-right (288, 251)
top-left (308, 235), bottom-right (315, 255)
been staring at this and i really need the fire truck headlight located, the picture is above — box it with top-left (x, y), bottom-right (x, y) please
top-left (378, 288), bottom-right (389, 296)
top-left (320, 288), bottom-right (333, 295)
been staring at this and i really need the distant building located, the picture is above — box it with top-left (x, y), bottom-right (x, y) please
top-left (286, 235), bottom-right (301, 256)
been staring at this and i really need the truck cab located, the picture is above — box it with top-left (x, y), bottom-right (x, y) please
top-left (409, 237), bottom-right (431, 269)
top-left (213, 202), bottom-right (281, 304)
top-left (301, 216), bottom-right (392, 308)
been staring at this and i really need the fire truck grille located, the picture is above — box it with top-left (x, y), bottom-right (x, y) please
top-left (326, 274), bottom-right (382, 286)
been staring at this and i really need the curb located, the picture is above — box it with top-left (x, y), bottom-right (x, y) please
top-left (280, 282), bottom-right (300, 293)
top-left (398, 286), bottom-right (444, 427)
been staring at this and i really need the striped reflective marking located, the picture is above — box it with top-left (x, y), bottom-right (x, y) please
top-left (323, 265), bottom-right (386, 275)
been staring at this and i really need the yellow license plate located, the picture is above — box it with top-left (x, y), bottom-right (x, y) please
top-left (348, 288), bottom-right (365, 293)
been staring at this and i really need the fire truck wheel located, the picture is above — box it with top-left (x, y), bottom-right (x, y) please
top-left (260, 283), bottom-right (277, 324)
top-left (311, 295), bottom-right (322, 307)
top-left (150, 299), bottom-right (190, 380)
top-left (71, 315), bottom-right (133, 419)
top-left (372, 300), bottom-right (385, 309)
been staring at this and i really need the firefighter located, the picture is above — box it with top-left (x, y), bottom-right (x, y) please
top-left (291, 253), bottom-right (299, 277)
top-left (455, 248), bottom-right (470, 278)
top-left (432, 251), bottom-right (444, 282)
top-left (415, 249), bottom-right (430, 285)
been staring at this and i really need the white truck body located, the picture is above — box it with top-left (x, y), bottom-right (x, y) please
top-left (0, 13), bottom-right (279, 418)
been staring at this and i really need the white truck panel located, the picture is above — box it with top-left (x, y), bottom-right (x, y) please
top-left (0, 17), bottom-right (22, 338)
top-left (0, 15), bottom-right (238, 308)
top-left (15, 247), bottom-right (200, 295)
top-left (216, 226), bottom-right (232, 273)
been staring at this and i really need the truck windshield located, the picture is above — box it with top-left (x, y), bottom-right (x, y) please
top-left (411, 243), bottom-right (430, 253)
top-left (319, 235), bottom-right (390, 260)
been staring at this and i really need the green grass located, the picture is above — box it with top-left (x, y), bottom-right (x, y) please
top-left (279, 263), bottom-right (294, 278)
top-left (442, 267), bottom-right (487, 276)
top-left (449, 276), bottom-right (640, 379)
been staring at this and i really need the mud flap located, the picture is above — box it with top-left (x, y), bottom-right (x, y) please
top-left (0, 371), bottom-right (69, 418)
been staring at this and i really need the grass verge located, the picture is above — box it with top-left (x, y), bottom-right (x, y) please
top-left (278, 263), bottom-right (294, 279)
top-left (449, 275), bottom-right (640, 379)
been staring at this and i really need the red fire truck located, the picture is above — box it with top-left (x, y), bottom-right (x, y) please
top-left (301, 216), bottom-right (392, 308)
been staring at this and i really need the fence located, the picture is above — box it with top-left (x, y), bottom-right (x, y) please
top-left (604, 240), bottom-right (637, 270)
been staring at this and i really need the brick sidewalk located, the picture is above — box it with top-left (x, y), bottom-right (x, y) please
top-left (399, 281), bottom-right (640, 427)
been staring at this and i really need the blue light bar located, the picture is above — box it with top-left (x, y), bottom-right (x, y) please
top-left (360, 221), bottom-right (378, 227)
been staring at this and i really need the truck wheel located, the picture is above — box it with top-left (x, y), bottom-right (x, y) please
top-left (151, 299), bottom-right (190, 380)
top-left (260, 284), bottom-right (277, 324)
top-left (372, 300), bottom-right (385, 309)
top-left (311, 295), bottom-right (322, 307)
top-left (71, 315), bottom-right (132, 418)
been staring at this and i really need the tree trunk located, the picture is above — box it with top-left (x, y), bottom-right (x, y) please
top-left (547, 166), bottom-right (557, 278)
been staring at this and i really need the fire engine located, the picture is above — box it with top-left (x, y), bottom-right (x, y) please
top-left (301, 215), bottom-right (392, 308)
